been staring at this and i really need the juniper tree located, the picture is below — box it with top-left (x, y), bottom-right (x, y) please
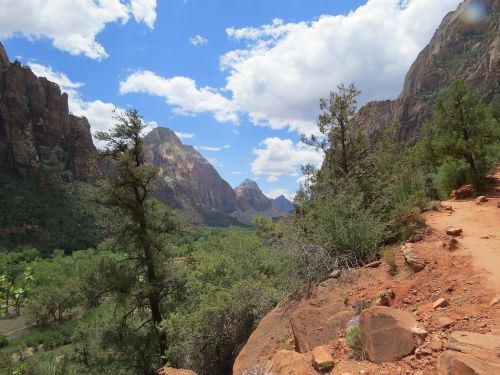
top-left (95, 109), bottom-right (181, 371)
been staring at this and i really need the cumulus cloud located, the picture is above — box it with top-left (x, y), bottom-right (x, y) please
top-left (222, 0), bottom-right (460, 133)
top-left (251, 137), bottom-right (323, 182)
top-left (130, 0), bottom-right (157, 28)
top-left (0, 0), bottom-right (157, 59)
top-left (189, 34), bottom-right (208, 46)
top-left (28, 62), bottom-right (158, 147)
top-left (175, 131), bottom-right (195, 139)
top-left (196, 144), bottom-right (230, 152)
top-left (119, 70), bottom-right (239, 122)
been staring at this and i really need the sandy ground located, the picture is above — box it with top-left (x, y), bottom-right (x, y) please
top-left (426, 196), bottom-right (500, 291)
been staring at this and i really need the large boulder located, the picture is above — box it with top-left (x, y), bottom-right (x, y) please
top-left (437, 350), bottom-right (500, 375)
top-left (360, 306), bottom-right (427, 363)
top-left (268, 350), bottom-right (314, 375)
top-left (290, 306), bottom-right (352, 353)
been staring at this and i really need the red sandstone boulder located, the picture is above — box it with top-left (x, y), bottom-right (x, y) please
top-left (311, 346), bottom-right (334, 371)
top-left (159, 368), bottom-right (197, 375)
top-left (447, 331), bottom-right (500, 364)
top-left (360, 306), bottom-right (427, 363)
top-left (269, 350), bottom-right (314, 375)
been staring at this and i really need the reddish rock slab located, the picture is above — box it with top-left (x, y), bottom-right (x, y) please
top-left (433, 298), bottom-right (450, 309)
top-left (437, 350), bottom-right (500, 375)
top-left (447, 331), bottom-right (500, 365)
top-left (360, 306), bottom-right (427, 363)
top-left (475, 196), bottom-right (488, 205)
top-left (291, 306), bottom-right (352, 353)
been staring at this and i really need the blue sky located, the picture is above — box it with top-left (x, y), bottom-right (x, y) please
top-left (0, 0), bottom-right (461, 199)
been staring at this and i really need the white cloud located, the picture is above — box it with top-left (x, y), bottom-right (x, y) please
top-left (130, 0), bottom-right (157, 29)
top-left (28, 62), bottom-right (157, 147)
top-left (265, 188), bottom-right (295, 201)
top-left (0, 0), bottom-right (157, 60)
top-left (189, 34), bottom-right (208, 46)
top-left (175, 131), bottom-right (195, 139)
top-left (251, 137), bottom-right (323, 182)
top-left (222, 0), bottom-right (461, 134)
top-left (196, 144), bottom-right (230, 152)
top-left (119, 70), bottom-right (239, 123)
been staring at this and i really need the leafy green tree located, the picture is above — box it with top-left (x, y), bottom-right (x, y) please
top-left (423, 80), bottom-right (499, 187)
top-left (302, 83), bottom-right (367, 181)
top-left (95, 109), bottom-right (183, 371)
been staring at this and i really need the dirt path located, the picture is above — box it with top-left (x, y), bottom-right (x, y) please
top-left (425, 174), bottom-right (500, 291)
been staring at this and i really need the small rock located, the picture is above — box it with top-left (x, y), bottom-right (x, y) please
top-left (311, 346), bottom-right (334, 371)
top-left (329, 269), bottom-right (341, 279)
top-left (490, 296), bottom-right (500, 306)
top-left (402, 243), bottom-right (427, 272)
top-left (444, 285), bottom-right (454, 293)
top-left (414, 371), bottom-right (424, 375)
top-left (497, 201), bottom-right (500, 208)
top-left (442, 204), bottom-right (453, 212)
top-left (433, 298), bottom-right (449, 309)
top-left (475, 196), bottom-right (488, 205)
top-left (445, 238), bottom-right (458, 251)
top-left (437, 317), bottom-right (455, 329)
top-left (365, 260), bottom-right (381, 268)
top-left (431, 336), bottom-right (444, 351)
top-left (375, 289), bottom-right (395, 307)
top-left (446, 227), bottom-right (462, 237)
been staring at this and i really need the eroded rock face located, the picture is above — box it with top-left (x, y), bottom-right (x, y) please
top-left (143, 128), bottom-right (237, 212)
top-left (360, 306), bottom-right (427, 363)
top-left (0, 41), bottom-right (95, 180)
top-left (353, 0), bottom-right (499, 141)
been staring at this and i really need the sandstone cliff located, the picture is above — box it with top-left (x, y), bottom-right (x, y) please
top-left (356, 0), bottom-right (500, 140)
top-left (0, 42), bottom-right (95, 181)
top-left (144, 127), bottom-right (238, 213)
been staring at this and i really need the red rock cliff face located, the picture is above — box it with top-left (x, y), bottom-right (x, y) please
top-left (235, 179), bottom-right (273, 211)
top-left (356, 0), bottom-right (500, 140)
top-left (144, 127), bottom-right (238, 212)
top-left (0, 42), bottom-right (95, 180)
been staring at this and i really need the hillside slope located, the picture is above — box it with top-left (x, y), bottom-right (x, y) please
top-left (233, 172), bottom-right (500, 374)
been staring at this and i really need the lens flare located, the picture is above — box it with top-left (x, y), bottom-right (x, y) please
top-left (462, 1), bottom-right (488, 24)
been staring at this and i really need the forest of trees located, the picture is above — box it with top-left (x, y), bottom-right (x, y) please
top-left (0, 81), bottom-right (499, 375)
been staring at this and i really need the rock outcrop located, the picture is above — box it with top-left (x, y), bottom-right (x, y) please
top-left (0, 41), bottom-right (95, 180)
top-left (355, 0), bottom-right (500, 140)
top-left (144, 128), bottom-right (237, 212)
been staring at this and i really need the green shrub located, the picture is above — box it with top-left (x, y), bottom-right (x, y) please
top-left (433, 162), bottom-right (467, 199)
top-left (345, 325), bottom-right (366, 360)
top-left (381, 246), bottom-right (397, 275)
top-left (0, 334), bottom-right (8, 349)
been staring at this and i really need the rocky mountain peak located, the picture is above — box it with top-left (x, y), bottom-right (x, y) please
top-left (273, 195), bottom-right (294, 213)
top-left (235, 178), bottom-right (272, 211)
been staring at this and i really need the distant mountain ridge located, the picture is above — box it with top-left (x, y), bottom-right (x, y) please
top-left (273, 195), bottom-right (294, 213)
top-left (143, 127), bottom-right (290, 225)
